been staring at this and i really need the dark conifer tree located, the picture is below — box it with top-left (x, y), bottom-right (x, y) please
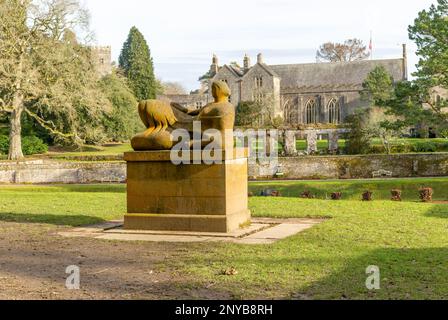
top-left (119, 26), bottom-right (157, 101)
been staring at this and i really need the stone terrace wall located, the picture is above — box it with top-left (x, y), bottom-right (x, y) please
top-left (0, 160), bottom-right (126, 184)
top-left (249, 153), bottom-right (448, 180)
top-left (0, 153), bottom-right (446, 184)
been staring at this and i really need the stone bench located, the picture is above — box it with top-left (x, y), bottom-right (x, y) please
top-left (372, 169), bottom-right (393, 178)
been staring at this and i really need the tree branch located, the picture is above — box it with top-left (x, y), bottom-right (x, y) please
top-left (24, 108), bottom-right (74, 138)
top-left (0, 98), bottom-right (14, 113)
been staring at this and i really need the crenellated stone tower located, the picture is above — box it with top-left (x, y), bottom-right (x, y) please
top-left (91, 46), bottom-right (113, 77)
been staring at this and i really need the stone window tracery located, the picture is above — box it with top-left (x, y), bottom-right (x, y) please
top-left (328, 98), bottom-right (340, 124)
top-left (306, 99), bottom-right (317, 124)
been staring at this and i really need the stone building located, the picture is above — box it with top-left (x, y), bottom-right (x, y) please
top-left (157, 92), bottom-right (211, 110)
top-left (91, 46), bottom-right (113, 77)
top-left (186, 46), bottom-right (408, 126)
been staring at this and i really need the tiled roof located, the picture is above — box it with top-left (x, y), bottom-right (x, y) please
top-left (268, 58), bottom-right (405, 88)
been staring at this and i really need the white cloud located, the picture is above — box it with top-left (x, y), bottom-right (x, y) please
top-left (85, 0), bottom-right (436, 90)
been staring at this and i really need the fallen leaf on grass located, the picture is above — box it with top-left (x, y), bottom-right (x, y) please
top-left (221, 267), bottom-right (238, 276)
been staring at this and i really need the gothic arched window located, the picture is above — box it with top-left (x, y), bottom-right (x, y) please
top-left (283, 100), bottom-right (292, 124)
top-left (328, 98), bottom-right (340, 124)
top-left (306, 99), bottom-right (317, 124)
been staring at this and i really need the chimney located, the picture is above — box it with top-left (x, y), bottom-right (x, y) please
top-left (243, 54), bottom-right (251, 70)
top-left (402, 44), bottom-right (408, 80)
top-left (257, 53), bottom-right (263, 64)
top-left (210, 53), bottom-right (219, 75)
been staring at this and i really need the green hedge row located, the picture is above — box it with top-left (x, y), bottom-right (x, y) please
top-left (368, 141), bottom-right (448, 154)
top-left (0, 135), bottom-right (48, 156)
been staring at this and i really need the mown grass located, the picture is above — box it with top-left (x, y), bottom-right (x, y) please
top-left (47, 143), bottom-right (133, 158)
top-left (0, 184), bottom-right (126, 226)
top-left (0, 181), bottom-right (447, 299)
top-left (184, 197), bottom-right (448, 299)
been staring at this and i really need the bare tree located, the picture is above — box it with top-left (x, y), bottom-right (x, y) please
top-left (251, 92), bottom-right (283, 129)
top-left (316, 39), bottom-right (370, 63)
top-left (160, 81), bottom-right (187, 95)
top-left (0, 0), bottom-right (108, 159)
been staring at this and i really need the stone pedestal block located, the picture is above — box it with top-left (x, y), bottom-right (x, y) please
top-left (306, 131), bottom-right (318, 155)
top-left (328, 132), bottom-right (339, 154)
top-left (283, 130), bottom-right (297, 156)
top-left (124, 149), bottom-right (251, 233)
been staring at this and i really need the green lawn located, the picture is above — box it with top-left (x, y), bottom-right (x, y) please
top-left (47, 143), bottom-right (133, 158)
top-left (0, 184), bottom-right (126, 226)
top-left (0, 180), bottom-right (447, 299)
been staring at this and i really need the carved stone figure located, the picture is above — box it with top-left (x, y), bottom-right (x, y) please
top-left (131, 80), bottom-right (235, 151)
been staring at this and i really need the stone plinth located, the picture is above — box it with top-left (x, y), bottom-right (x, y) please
top-left (124, 149), bottom-right (251, 233)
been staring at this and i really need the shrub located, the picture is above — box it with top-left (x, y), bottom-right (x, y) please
top-left (270, 190), bottom-right (281, 197)
top-left (419, 187), bottom-right (433, 202)
top-left (368, 145), bottom-right (385, 154)
top-left (435, 142), bottom-right (448, 152)
top-left (391, 189), bottom-right (402, 201)
top-left (362, 191), bottom-right (373, 201)
top-left (390, 143), bottom-right (413, 154)
top-left (260, 189), bottom-right (281, 197)
top-left (248, 192), bottom-right (254, 197)
top-left (0, 135), bottom-right (48, 156)
top-left (331, 192), bottom-right (342, 200)
top-left (0, 135), bottom-right (9, 155)
top-left (300, 191), bottom-right (315, 199)
top-left (22, 136), bottom-right (48, 155)
top-left (344, 111), bottom-right (372, 155)
top-left (413, 141), bottom-right (437, 153)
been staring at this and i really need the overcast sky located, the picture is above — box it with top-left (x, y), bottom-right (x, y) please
top-left (85, 0), bottom-right (436, 91)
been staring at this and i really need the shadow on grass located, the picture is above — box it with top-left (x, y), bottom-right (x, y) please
top-left (424, 204), bottom-right (448, 219)
top-left (0, 212), bottom-right (106, 227)
top-left (296, 248), bottom-right (448, 300)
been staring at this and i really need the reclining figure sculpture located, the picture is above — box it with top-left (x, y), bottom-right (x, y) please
top-left (131, 80), bottom-right (235, 151)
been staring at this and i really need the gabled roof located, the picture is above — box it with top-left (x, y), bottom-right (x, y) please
top-left (221, 64), bottom-right (243, 78)
top-left (269, 58), bottom-right (405, 89)
top-left (241, 62), bottom-right (280, 81)
top-left (257, 63), bottom-right (280, 78)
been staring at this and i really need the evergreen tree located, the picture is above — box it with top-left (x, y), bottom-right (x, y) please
top-left (344, 110), bottom-right (372, 155)
top-left (119, 27), bottom-right (157, 101)
top-left (99, 72), bottom-right (142, 142)
top-left (375, 0), bottom-right (448, 138)
top-left (409, 0), bottom-right (448, 91)
top-left (361, 66), bottom-right (395, 106)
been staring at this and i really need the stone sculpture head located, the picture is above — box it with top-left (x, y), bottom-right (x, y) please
top-left (212, 81), bottom-right (231, 102)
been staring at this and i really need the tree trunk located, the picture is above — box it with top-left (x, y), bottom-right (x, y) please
top-left (8, 51), bottom-right (25, 161)
top-left (8, 100), bottom-right (24, 160)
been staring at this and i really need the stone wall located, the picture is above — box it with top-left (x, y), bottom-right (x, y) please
top-left (0, 153), bottom-right (447, 184)
top-left (0, 160), bottom-right (126, 184)
top-left (249, 153), bottom-right (448, 180)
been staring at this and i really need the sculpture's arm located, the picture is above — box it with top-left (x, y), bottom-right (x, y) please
top-left (170, 102), bottom-right (189, 113)
top-left (187, 109), bottom-right (202, 116)
top-left (171, 102), bottom-right (204, 116)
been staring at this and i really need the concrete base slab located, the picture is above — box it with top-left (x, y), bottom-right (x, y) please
top-left (104, 223), bottom-right (268, 238)
top-left (58, 218), bottom-right (325, 244)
